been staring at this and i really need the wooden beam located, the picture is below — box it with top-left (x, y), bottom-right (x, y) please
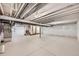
top-left (20, 3), bottom-right (38, 18)
top-left (10, 4), bottom-right (13, 16)
top-left (0, 4), bottom-right (4, 15)
top-left (0, 15), bottom-right (51, 27)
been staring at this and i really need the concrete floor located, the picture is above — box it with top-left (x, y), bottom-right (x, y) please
top-left (0, 34), bottom-right (79, 56)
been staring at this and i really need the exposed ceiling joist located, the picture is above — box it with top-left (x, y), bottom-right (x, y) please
top-left (14, 3), bottom-right (27, 18)
top-left (35, 4), bottom-right (79, 21)
top-left (10, 4), bottom-right (14, 16)
top-left (0, 3), bottom-right (4, 15)
top-left (31, 4), bottom-right (78, 22)
top-left (20, 3), bottom-right (38, 19)
top-left (24, 3), bottom-right (74, 21)
top-left (33, 5), bottom-right (79, 24)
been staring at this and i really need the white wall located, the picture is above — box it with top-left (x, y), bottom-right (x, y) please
top-left (77, 21), bottom-right (79, 40)
top-left (12, 24), bottom-right (26, 36)
top-left (42, 23), bottom-right (77, 38)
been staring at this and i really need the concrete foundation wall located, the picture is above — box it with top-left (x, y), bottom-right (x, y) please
top-left (42, 23), bottom-right (77, 38)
